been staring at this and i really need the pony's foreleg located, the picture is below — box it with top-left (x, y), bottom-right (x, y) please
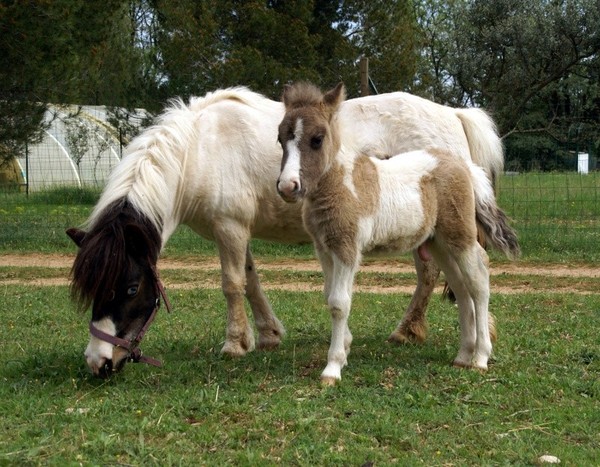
top-left (215, 228), bottom-right (255, 357)
top-left (388, 250), bottom-right (439, 344)
top-left (244, 246), bottom-right (285, 350)
top-left (321, 255), bottom-right (355, 386)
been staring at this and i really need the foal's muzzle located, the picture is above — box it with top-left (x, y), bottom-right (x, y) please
top-left (276, 178), bottom-right (302, 203)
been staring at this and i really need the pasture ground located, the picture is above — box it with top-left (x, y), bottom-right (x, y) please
top-left (0, 253), bottom-right (599, 465)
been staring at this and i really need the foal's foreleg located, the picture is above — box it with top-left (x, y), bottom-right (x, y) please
top-left (321, 255), bottom-right (355, 386)
top-left (388, 250), bottom-right (439, 344)
top-left (244, 247), bottom-right (285, 350)
top-left (215, 228), bottom-right (255, 357)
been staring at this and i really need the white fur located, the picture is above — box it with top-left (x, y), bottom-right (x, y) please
top-left (82, 86), bottom-right (503, 368)
top-left (305, 148), bottom-right (492, 383)
top-left (84, 317), bottom-right (116, 374)
top-left (278, 119), bottom-right (303, 196)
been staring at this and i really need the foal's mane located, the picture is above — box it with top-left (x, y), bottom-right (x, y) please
top-left (70, 200), bottom-right (161, 312)
top-left (282, 82), bottom-right (324, 110)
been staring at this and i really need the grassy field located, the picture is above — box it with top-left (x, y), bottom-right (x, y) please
top-left (0, 171), bottom-right (599, 262)
top-left (0, 278), bottom-right (599, 465)
top-left (0, 174), bottom-right (598, 464)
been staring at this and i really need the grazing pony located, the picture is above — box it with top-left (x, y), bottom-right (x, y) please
top-left (67, 85), bottom-right (504, 377)
top-left (276, 82), bottom-right (519, 385)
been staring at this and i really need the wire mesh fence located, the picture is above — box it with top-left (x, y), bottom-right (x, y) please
top-left (497, 172), bottom-right (599, 261)
top-left (1, 170), bottom-right (598, 262)
top-left (1, 120), bottom-right (599, 262)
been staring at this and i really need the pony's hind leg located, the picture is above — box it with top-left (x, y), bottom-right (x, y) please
top-left (244, 246), bottom-right (285, 350)
top-left (388, 250), bottom-right (438, 344)
top-left (215, 226), bottom-right (255, 357)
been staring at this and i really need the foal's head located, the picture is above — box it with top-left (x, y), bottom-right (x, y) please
top-left (67, 201), bottom-right (163, 377)
top-left (277, 82), bottom-right (346, 202)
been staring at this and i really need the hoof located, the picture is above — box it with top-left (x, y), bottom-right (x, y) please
top-left (452, 359), bottom-right (472, 369)
top-left (387, 327), bottom-right (426, 345)
top-left (452, 360), bottom-right (488, 372)
top-left (256, 339), bottom-right (281, 351)
top-left (256, 329), bottom-right (284, 350)
top-left (220, 340), bottom-right (254, 357)
top-left (320, 376), bottom-right (339, 387)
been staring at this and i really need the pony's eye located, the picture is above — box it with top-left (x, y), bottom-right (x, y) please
top-left (127, 286), bottom-right (138, 297)
top-left (310, 135), bottom-right (323, 150)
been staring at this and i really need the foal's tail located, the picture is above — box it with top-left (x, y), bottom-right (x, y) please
top-left (469, 162), bottom-right (520, 260)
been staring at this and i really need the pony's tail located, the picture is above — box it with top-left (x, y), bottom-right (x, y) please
top-left (455, 108), bottom-right (504, 190)
top-left (469, 162), bottom-right (520, 260)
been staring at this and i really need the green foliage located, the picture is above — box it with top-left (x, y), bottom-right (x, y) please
top-left (1, 0), bottom-right (600, 167)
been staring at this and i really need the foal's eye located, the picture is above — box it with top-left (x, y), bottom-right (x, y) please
top-left (310, 135), bottom-right (323, 150)
top-left (126, 286), bottom-right (138, 297)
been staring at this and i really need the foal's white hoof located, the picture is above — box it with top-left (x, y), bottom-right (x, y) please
top-left (320, 375), bottom-right (340, 386)
top-left (452, 359), bottom-right (488, 372)
top-left (452, 359), bottom-right (472, 369)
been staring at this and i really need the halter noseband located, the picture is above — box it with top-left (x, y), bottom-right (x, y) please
top-left (88, 266), bottom-right (172, 368)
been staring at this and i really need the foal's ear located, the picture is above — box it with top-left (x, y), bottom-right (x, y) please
top-left (282, 84), bottom-right (293, 108)
top-left (323, 82), bottom-right (346, 112)
top-left (66, 227), bottom-right (86, 247)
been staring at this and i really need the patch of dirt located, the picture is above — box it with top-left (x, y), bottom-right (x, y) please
top-left (0, 253), bottom-right (598, 295)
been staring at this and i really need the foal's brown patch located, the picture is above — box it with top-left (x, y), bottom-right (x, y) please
top-left (305, 155), bottom-right (380, 266)
top-left (429, 150), bottom-right (477, 253)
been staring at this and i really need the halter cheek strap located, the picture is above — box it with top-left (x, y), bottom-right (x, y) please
top-left (88, 267), bottom-right (172, 368)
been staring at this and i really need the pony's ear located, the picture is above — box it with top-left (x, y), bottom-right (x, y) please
top-left (323, 82), bottom-right (346, 112)
top-left (66, 227), bottom-right (86, 247)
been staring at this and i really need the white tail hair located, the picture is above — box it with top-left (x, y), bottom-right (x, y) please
top-left (456, 108), bottom-right (504, 187)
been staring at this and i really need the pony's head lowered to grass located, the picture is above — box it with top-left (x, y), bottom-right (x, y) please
top-left (67, 200), bottom-right (165, 377)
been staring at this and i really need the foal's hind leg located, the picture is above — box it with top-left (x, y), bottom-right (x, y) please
top-left (244, 247), bottom-right (285, 350)
top-left (388, 250), bottom-right (439, 344)
top-left (215, 226), bottom-right (255, 357)
top-left (432, 243), bottom-right (491, 369)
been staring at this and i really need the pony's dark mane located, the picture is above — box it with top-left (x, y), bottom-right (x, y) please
top-left (283, 82), bottom-right (324, 110)
top-left (70, 199), bottom-right (161, 312)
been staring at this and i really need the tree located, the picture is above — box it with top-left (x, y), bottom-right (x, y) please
top-left (340, 0), bottom-right (419, 95)
top-left (447, 0), bottom-right (600, 135)
top-left (412, 0), bottom-right (600, 169)
top-left (0, 0), bottom-right (152, 164)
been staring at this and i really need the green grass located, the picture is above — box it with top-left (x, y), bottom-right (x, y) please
top-left (497, 172), bottom-right (600, 262)
top-left (1, 284), bottom-right (599, 465)
top-left (1, 172), bottom-right (599, 261)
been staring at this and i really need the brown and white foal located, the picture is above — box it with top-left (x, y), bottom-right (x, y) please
top-left (277, 82), bottom-right (520, 385)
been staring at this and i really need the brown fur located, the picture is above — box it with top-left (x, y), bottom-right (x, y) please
top-left (430, 151), bottom-right (479, 253)
top-left (69, 200), bottom-right (161, 314)
top-left (278, 81), bottom-right (512, 379)
top-left (303, 155), bottom-right (381, 266)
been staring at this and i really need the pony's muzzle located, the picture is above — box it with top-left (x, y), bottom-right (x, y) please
top-left (85, 340), bottom-right (129, 378)
top-left (276, 178), bottom-right (302, 203)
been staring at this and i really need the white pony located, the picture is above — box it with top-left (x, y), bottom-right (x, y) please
top-left (68, 84), bottom-right (504, 377)
top-left (276, 82), bottom-right (519, 385)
